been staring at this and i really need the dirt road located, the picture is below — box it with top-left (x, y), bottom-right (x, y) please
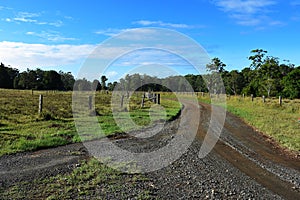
top-left (0, 99), bottom-right (299, 199)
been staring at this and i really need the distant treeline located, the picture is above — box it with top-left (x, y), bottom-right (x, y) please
top-left (109, 49), bottom-right (300, 99)
top-left (1, 49), bottom-right (300, 98)
top-left (0, 63), bottom-right (75, 91)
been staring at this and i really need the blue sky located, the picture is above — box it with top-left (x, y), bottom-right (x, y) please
top-left (0, 0), bottom-right (299, 81)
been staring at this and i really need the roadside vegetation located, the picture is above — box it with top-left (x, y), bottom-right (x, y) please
top-left (0, 89), bottom-right (181, 155)
top-left (198, 94), bottom-right (300, 152)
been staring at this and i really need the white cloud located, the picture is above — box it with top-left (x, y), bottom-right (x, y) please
top-left (5, 11), bottom-right (64, 27)
top-left (105, 71), bottom-right (118, 79)
top-left (290, 0), bottom-right (300, 6)
top-left (26, 31), bottom-right (76, 42)
top-left (133, 20), bottom-right (196, 28)
top-left (8, 12), bottom-right (39, 23)
top-left (0, 6), bottom-right (13, 10)
top-left (291, 15), bottom-right (300, 21)
top-left (110, 49), bottom-right (192, 68)
top-left (269, 20), bottom-right (286, 26)
top-left (211, 0), bottom-right (279, 27)
top-left (213, 0), bottom-right (276, 14)
top-left (230, 14), bottom-right (262, 26)
top-left (94, 28), bottom-right (131, 36)
top-left (0, 41), bottom-right (95, 71)
top-left (94, 28), bottom-right (161, 41)
top-left (95, 21), bottom-right (202, 37)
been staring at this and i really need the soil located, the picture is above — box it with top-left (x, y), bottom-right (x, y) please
top-left (0, 99), bottom-right (299, 199)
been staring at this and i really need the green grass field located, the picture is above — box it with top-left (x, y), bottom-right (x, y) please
top-left (0, 89), bottom-right (181, 155)
top-left (198, 94), bottom-right (300, 152)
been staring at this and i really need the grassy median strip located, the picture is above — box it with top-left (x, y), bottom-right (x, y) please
top-left (198, 94), bottom-right (300, 152)
top-left (0, 89), bottom-right (181, 155)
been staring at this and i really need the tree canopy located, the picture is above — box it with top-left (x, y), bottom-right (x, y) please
top-left (0, 49), bottom-right (299, 98)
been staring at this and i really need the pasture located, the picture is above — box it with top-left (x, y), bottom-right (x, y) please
top-left (0, 89), bottom-right (181, 155)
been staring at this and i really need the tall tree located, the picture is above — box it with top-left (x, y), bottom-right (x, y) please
top-left (248, 49), bottom-right (268, 70)
top-left (206, 57), bottom-right (226, 94)
top-left (73, 78), bottom-right (92, 91)
top-left (91, 79), bottom-right (101, 91)
top-left (282, 67), bottom-right (300, 99)
top-left (0, 62), bottom-right (19, 89)
top-left (223, 70), bottom-right (244, 95)
top-left (43, 70), bottom-right (64, 90)
top-left (100, 75), bottom-right (108, 90)
top-left (59, 71), bottom-right (75, 90)
top-left (107, 81), bottom-right (118, 91)
top-left (257, 56), bottom-right (281, 97)
top-left (206, 57), bottom-right (226, 73)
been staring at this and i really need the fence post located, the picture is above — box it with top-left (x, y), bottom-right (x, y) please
top-left (157, 93), bottom-right (160, 104)
top-left (121, 95), bottom-right (124, 108)
top-left (279, 96), bottom-right (282, 106)
top-left (262, 95), bottom-right (266, 103)
top-left (38, 95), bottom-right (43, 114)
top-left (251, 94), bottom-right (254, 102)
top-left (88, 95), bottom-right (92, 110)
top-left (141, 95), bottom-right (145, 108)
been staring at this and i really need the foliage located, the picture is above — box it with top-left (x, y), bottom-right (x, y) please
top-left (248, 49), bottom-right (268, 70)
top-left (100, 75), bottom-right (108, 90)
top-left (0, 62), bottom-right (18, 89)
top-left (116, 73), bottom-right (207, 93)
top-left (282, 67), bottom-right (300, 99)
top-left (203, 49), bottom-right (300, 98)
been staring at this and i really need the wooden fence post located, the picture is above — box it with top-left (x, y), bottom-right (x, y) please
top-left (88, 95), bottom-right (92, 110)
top-left (38, 95), bottom-right (43, 114)
top-left (157, 93), bottom-right (160, 104)
top-left (121, 95), bottom-right (124, 108)
top-left (141, 95), bottom-right (145, 108)
top-left (153, 93), bottom-right (157, 104)
top-left (279, 96), bottom-right (282, 106)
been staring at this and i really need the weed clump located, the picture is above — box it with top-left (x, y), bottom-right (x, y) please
top-left (38, 112), bottom-right (56, 121)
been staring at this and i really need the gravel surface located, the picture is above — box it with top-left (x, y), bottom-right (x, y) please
top-left (0, 99), bottom-right (299, 199)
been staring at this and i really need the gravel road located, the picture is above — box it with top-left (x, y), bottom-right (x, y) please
top-left (0, 99), bottom-right (299, 199)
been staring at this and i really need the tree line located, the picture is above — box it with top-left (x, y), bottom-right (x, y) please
top-left (0, 63), bottom-right (114, 92)
top-left (221, 49), bottom-right (300, 99)
top-left (0, 63), bottom-right (76, 91)
top-left (112, 49), bottom-right (300, 99)
top-left (0, 49), bottom-right (299, 98)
